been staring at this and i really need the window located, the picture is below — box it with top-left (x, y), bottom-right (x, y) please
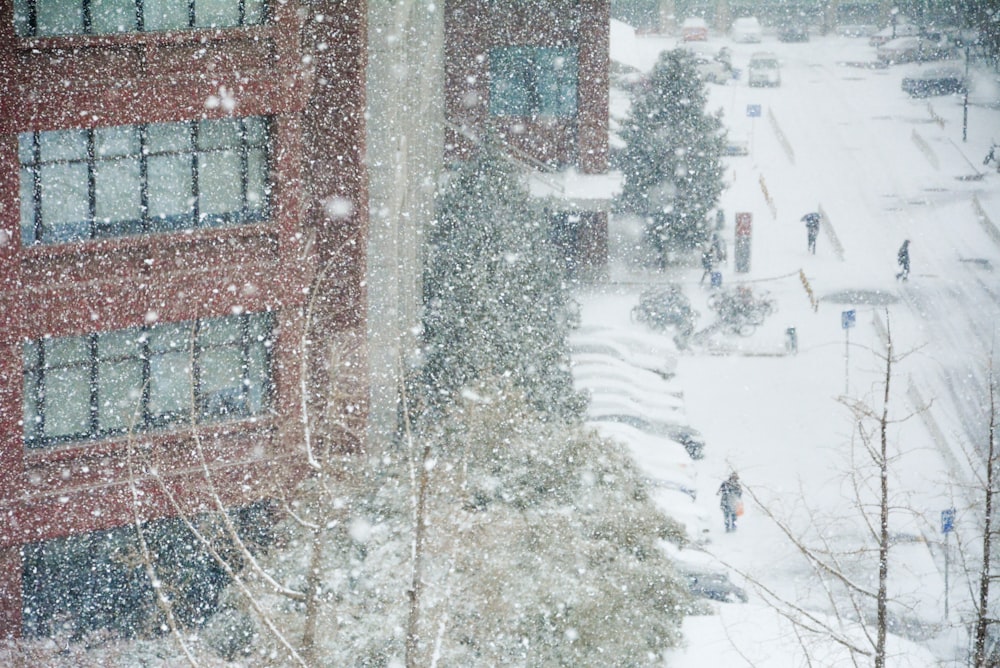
top-left (21, 502), bottom-right (275, 639)
top-left (489, 46), bottom-right (578, 118)
top-left (23, 312), bottom-right (274, 448)
top-left (13, 0), bottom-right (265, 37)
top-left (19, 117), bottom-right (270, 246)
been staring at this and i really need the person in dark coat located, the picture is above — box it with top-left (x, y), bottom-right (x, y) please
top-left (896, 239), bottom-right (910, 281)
top-left (801, 212), bottom-right (821, 254)
top-left (700, 244), bottom-right (716, 285)
top-left (717, 472), bottom-right (743, 532)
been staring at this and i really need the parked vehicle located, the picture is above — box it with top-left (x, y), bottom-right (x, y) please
top-left (681, 17), bottom-right (709, 42)
top-left (901, 65), bottom-right (967, 97)
top-left (679, 565), bottom-right (749, 603)
top-left (730, 16), bottom-right (762, 43)
top-left (868, 20), bottom-right (920, 46)
top-left (691, 53), bottom-right (731, 83)
top-left (877, 34), bottom-right (955, 64)
top-left (778, 22), bottom-right (810, 42)
top-left (591, 414), bottom-right (706, 459)
top-left (747, 52), bottom-right (781, 87)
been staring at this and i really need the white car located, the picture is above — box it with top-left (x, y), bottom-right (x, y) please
top-left (868, 21), bottom-right (920, 46)
top-left (748, 52), bottom-right (781, 87)
top-left (730, 16), bottom-right (762, 43)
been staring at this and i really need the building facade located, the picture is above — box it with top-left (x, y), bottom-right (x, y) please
top-left (444, 0), bottom-right (612, 275)
top-left (0, 0), bottom-right (368, 636)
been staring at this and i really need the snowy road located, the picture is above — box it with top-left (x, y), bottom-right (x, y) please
top-left (605, 25), bottom-right (1000, 665)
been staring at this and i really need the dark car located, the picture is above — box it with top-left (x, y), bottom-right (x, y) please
top-left (901, 66), bottom-right (966, 97)
top-left (778, 23), bottom-right (810, 42)
top-left (680, 566), bottom-right (749, 603)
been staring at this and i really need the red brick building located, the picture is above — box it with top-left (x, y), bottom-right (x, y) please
top-left (444, 0), bottom-right (611, 274)
top-left (0, 0), bottom-right (368, 636)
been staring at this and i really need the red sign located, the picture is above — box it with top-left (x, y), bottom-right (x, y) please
top-left (735, 212), bottom-right (752, 237)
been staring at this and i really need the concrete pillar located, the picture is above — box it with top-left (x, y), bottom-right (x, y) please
top-left (365, 2), bottom-right (445, 446)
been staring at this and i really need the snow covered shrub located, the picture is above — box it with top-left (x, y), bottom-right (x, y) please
top-left (214, 384), bottom-right (689, 667)
top-left (617, 48), bottom-right (725, 261)
top-left (422, 137), bottom-right (584, 419)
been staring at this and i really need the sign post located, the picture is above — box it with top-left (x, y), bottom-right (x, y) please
top-left (746, 104), bottom-right (761, 157)
top-left (841, 309), bottom-right (856, 395)
top-left (942, 508), bottom-right (955, 619)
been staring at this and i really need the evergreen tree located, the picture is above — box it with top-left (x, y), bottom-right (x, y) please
top-left (618, 48), bottom-right (726, 261)
top-left (422, 139), bottom-right (582, 418)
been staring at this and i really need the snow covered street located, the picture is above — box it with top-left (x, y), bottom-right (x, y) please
top-left (578, 23), bottom-right (1000, 665)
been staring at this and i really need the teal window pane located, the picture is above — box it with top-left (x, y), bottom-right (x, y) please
top-left (44, 367), bottom-right (91, 439)
top-left (39, 163), bottom-right (89, 243)
top-left (243, 0), bottom-right (264, 24)
top-left (97, 359), bottom-right (143, 431)
top-left (143, 0), bottom-right (190, 31)
top-left (95, 126), bottom-right (140, 158)
top-left (39, 130), bottom-right (87, 162)
top-left (35, 0), bottom-right (84, 35)
top-left (198, 119), bottom-right (241, 150)
top-left (44, 336), bottom-right (89, 368)
top-left (148, 154), bottom-right (193, 226)
top-left (97, 328), bottom-right (140, 358)
top-left (246, 148), bottom-right (267, 213)
top-left (148, 322), bottom-right (191, 353)
top-left (243, 117), bottom-right (268, 145)
top-left (198, 150), bottom-right (242, 219)
top-left (194, 0), bottom-right (241, 28)
top-left (490, 47), bottom-right (578, 118)
top-left (146, 123), bottom-right (191, 153)
top-left (23, 370), bottom-right (40, 442)
top-left (23, 341), bottom-right (41, 442)
top-left (91, 0), bottom-right (138, 34)
top-left (149, 351), bottom-right (192, 420)
top-left (20, 167), bottom-right (36, 245)
top-left (14, 0), bottom-right (29, 36)
top-left (18, 134), bottom-right (35, 165)
top-left (95, 158), bottom-right (142, 224)
top-left (246, 344), bottom-right (267, 413)
top-left (198, 317), bottom-right (241, 346)
top-left (538, 48), bottom-right (578, 116)
top-left (199, 347), bottom-right (245, 417)
top-left (490, 48), bottom-right (533, 116)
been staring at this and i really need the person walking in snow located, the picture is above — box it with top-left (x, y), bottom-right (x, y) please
top-left (717, 472), bottom-right (743, 533)
top-left (801, 212), bottom-right (820, 254)
top-left (896, 239), bottom-right (910, 281)
top-left (699, 244), bottom-right (716, 285)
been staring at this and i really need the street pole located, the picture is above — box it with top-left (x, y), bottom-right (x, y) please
top-left (962, 43), bottom-right (969, 143)
top-left (945, 531), bottom-right (950, 619)
top-left (845, 326), bottom-right (850, 395)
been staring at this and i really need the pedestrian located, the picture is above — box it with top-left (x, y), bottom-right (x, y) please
top-left (801, 212), bottom-right (820, 254)
top-left (896, 239), bottom-right (910, 281)
top-left (985, 144), bottom-right (997, 171)
top-left (717, 472), bottom-right (743, 533)
top-left (715, 209), bottom-right (726, 231)
top-left (711, 231), bottom-right (727, 265)
top-left (699, 244), bottom-right (716, 285)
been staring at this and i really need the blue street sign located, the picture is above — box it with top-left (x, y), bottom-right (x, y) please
top-left (746, 104), bottom-right (762, 118)
top-left (841, 309), bottom-right (856, 330)
top-left (942, 508), bottom-right (956, 533)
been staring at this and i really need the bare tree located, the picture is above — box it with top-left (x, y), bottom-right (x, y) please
top-left (972, 366), bottom-right (998, 667)
top-left (732, 316), bottom-right (921, 666)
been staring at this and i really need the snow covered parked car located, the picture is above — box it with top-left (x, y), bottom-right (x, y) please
top-left (901, 65), bottom-right (966, 97)
top-left (748, 52), bottom-right (781, 87)
top-left (730, 16), bottom-right (762, 43)
top-left (681, 17), bottom-right (709, 42)
top-left (877, 34), bottom-right (956, 64)
top-left (868, 20), bottom-right (920, 46)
